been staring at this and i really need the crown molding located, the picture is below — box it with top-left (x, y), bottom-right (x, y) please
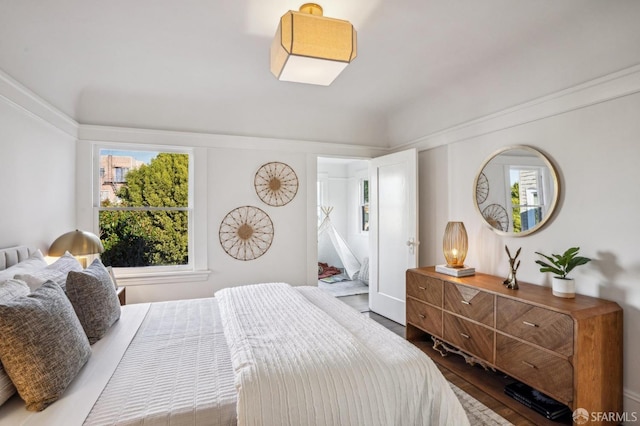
top-left (0, 69), bottom-right (78, 138)
top-left (6, 61), bottom-right (640, 154)
top-left (78, 124), bottom-right (389, 158)
top-left (394, 63), bottom-right (640, 152)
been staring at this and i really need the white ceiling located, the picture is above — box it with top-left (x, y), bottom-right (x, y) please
top-left (1, 1), bottom-right (640, 146)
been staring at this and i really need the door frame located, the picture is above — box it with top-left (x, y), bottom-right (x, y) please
top-left (307, 151), bottom-right (418, 325)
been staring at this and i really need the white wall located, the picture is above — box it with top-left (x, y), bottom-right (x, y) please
top-left (72, 127), bottom-right (385, 304)
top-left (417, 90), bottom-right (640, 418)
top-left (206, 148), bottom-right (308, 292)
top-left (0, 93), bottom-right (77, 251)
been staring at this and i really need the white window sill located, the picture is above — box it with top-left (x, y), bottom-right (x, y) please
top-left (114, 270), bottom-right (210, 286)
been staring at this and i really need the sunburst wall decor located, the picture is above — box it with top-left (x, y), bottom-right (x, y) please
top-left (219, 206), bottom-right (274, 261)
top-left (254, 161), bottom-right (298, 207)
top-left (482, 203), bottom-right (509, 232)
top-left (476, 172), bottom-right (489, 204)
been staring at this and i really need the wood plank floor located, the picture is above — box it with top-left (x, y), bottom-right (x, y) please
top-left (336, 293), bottom-right (537, 426)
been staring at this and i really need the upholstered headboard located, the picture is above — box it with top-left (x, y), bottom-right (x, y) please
top-left (0, 246), bottom-right (37, 271)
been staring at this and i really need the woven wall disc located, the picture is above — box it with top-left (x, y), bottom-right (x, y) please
top-left (219, 206), bottom-right (274, 261)
top-left (476, 172), bottom-right (489, 204)
top-left (254, 162), bottom-right (298, 207)
top-left (482, 203), bottom-right (509, 232)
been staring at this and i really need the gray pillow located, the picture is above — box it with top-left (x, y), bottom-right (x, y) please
top-left (15, 251), bottom-right (82, 292)
top-left (0, 279), bottom-right (31, 406)
top-left (0, 281), bottom-right (91, 411)
top-left (66, 258), bottom-right (121, 344)
top-left (0, 250), bottom-right (47, 283)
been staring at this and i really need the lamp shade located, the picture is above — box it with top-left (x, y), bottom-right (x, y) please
top-left (49, 230), bottom-right (104, 256)
top-left (443, 222), bottom-right (468, 268)
top-left (270, 3), bottom-right (357, 86)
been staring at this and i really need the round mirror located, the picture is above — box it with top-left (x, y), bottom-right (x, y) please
top-left (473, 145), bottom-right (559, 237)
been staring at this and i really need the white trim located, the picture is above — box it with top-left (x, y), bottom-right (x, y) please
top-left (0, 69), bottom-right (78, 138)
top-left (114, 270), bottom-right (210, 286)
top-left (91, 144), bottom-right (206, 273)
top-left (306, 154), bottom-right (319, 286)
top-left (78, 124), bottom-right (389, 158)
top-left (3, 61), bottom-right (640, 152)
top-left (394, 63), bottom-right (640, 152)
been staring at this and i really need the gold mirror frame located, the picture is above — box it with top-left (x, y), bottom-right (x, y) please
top-left (473, 145), bottom-right (560, 237)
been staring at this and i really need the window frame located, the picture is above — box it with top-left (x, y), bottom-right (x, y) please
top-left (93, 144), bottom-right (195, 275)
top-left (359, 178), bottom-right (369, 233)
top-left (506, 165), bottom-right (547, 233)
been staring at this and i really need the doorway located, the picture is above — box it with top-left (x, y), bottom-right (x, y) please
top-left (315, 149), bottom-right (418, 324)
top-left (316, 157), bottom-right (370, 305)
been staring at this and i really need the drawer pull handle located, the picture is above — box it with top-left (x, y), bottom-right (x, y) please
top-left (461, 300), bottom-right (471, 305)
top-left (523, 321), bottom-right (538, 327)
top-left (418, 314), bottom-right (426, 319)
top-left (418, 286), bottom-right (426, 290)
top-left (521, 361), bottom-right (537, 369)
top-left (460, 333), bottom-right (470, 339)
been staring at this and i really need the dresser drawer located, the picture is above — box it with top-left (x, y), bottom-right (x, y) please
top-left (444, 283), bottom-right (494, 326)
top-left (406, 272), bottom-right (443, 306)
top-left (496, 297), bottom-right (574, 356)
top-left (496, 334), bottom-right (573, 405)
top-left (443, 313), bottom-right (494, 362)
top-left (407, 298), bottom-right (442, 337)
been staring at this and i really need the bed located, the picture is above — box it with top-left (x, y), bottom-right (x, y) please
top-left (0, 245), bottom-right (469, 425)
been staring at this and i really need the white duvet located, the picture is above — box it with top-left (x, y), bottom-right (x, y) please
top-left (216, 283), bottom-right (469, 426)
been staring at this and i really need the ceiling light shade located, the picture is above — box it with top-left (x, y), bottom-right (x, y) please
top-left (49, 229), bottom-right (105, 257)
top-left (270, 3), bottom-right (357, 86)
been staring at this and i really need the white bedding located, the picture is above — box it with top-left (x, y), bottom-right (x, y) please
top-left (84, 298), bottom-right (237, 425)
top-left (1, 303), bottom-right (150, 426)
top-left (1, 279), bottom-right (468, 425)
top-left (216, 283), bottom-right (470, 426)
top-left (1, 299), bottom-right (237, 426)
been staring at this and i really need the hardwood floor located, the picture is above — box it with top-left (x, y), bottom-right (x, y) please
top-left (336, 293), bottom-right (538, 426)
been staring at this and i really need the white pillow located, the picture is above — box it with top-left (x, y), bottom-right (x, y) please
top-left (15, 252), bottom-right (82, 292)
top-left (0, 250), bottom-right (47, 284)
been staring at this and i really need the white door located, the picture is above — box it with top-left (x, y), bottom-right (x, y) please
top-left (369, 149), bottom-right (418, 325)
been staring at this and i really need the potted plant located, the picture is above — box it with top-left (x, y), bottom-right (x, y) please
top-left (535, 247), bottom-right (591, 298)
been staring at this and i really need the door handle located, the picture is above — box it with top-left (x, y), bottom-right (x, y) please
top-left (406, 238), bottom-right (420, 254)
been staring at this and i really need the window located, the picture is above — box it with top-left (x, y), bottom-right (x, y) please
top-left (114, 167), bottom-right (129, 182)
top-left (360, 179), bottom-right (369, 232)
top-left (509, 167), bottom-right (544, 233)
top-left (97, 148), bottom-right (191, 269)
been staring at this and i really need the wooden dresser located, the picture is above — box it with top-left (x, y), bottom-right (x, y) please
top-left (406, 267), bottom-right (623, 425)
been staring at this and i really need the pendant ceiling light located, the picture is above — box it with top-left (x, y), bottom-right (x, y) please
top-left (270, 3), bottom-right (357, 86)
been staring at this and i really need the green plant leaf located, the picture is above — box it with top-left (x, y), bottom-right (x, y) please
top-left (535, 247), bottom-right (590, 279)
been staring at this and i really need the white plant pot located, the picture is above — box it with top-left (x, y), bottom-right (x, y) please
top-left (552, 277), bottom-right (576, 298)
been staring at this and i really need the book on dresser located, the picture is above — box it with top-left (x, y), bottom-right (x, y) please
top-left (504, 381), bottom-right (572, 420)
top-left (405, 266), bottom-right (623, 426)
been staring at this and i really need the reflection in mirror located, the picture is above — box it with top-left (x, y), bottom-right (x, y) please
top-left (473, 146), bottom-right (559, 237)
